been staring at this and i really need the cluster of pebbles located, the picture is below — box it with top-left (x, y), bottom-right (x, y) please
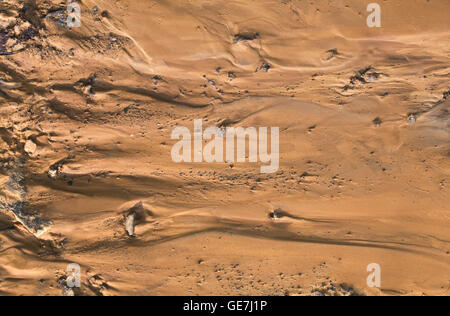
top-left (0, 28), bottom-right (27, 56)
top-left (0, 1), bottom-right (39, 55)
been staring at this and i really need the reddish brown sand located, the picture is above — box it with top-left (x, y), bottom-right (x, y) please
top-left (0, 0), bottom-right (449, 296)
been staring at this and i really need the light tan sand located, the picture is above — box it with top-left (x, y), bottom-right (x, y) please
top-left (0, 0), bottom-right (449, 296)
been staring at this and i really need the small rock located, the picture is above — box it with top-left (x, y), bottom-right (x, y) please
top-left (62, 286), bottom-right (75, 297)
top-left (373, 117), bottom-right (382, 127)
top-left (125, 213), bottom-right (135, 236)
top-left (269, 209), bottom-right (283, 220)
top-left (256, 62), bottom-right (271, 72)
top-left (326, 49), bottom-right (339, 60)
top-left (233, 32), bottom-right (260, 43)
top-left (48, 169), bottom-right (58, 178)
top-left (408, 114), bottom-right (417, 124)
top-left (227, 72), bottom-right (236, 82)
top-left (58, 277), bottom-right (75, 296)
top-left (24, 140), bottom-right (37, 156)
